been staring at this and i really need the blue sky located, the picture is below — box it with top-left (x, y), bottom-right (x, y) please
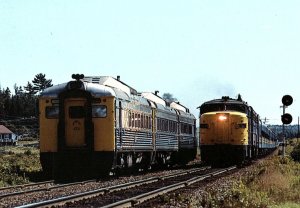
top-left (0, 1), bottom-right (300, 124)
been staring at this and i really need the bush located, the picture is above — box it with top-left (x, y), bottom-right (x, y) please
top-left (291, 144), bottom-right (300, 162)
top-left (0, 147), bottom-right (42, 187)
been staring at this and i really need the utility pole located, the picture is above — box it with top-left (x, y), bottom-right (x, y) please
top-left (282, 105), bottom-right (286, 157)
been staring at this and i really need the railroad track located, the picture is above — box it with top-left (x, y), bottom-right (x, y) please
top-left (0, 179), bottom-right (97, 198)
top-left (0, 180), bottom-right (54, 197)
top-left (0, 179), bottom-right (97, 207)
top-left (14, 166), bottom-right (237, 208)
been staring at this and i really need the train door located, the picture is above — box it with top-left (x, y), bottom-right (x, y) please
top-left (215, 113), bottom-right (230, 143)
top-left (64, 98), bottom-right (87, 147)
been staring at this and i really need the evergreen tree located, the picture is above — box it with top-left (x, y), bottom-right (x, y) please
top-left (24, 81), bottom-right (38, 95)
top-left (32, 73), bottom-right (53, 92)
top-left (14, 84), bottom-right (24, 96)
top-left (0, 88), bottom-right (4, 116)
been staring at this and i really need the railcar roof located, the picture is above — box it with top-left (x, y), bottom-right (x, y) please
top-left (201, 97), bottom-right (248, 106)
top-left (40, 82), bottom-right (116, 97)
top-left (83, 76), bottom-right (137, 96)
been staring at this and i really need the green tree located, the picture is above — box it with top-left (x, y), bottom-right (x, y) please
top-left (24, 81), bottom-right (38, 95)
top-left (32, 73), bottom-right (53, 92)
top-left (14, 84), bottom-right (24, 96)
top-left (0, 88), bottom-right (4, 116)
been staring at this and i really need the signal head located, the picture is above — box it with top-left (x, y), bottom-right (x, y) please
top-left (281, 113), bottom-right (293, 124)
top-left (282, 95), bottom-right (293, 106)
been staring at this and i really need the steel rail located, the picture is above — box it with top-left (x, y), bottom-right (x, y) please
top-left (0, 180), bottom-right (54, 192)
top-left (16, 166), bottom-right (210, 208)
top-left (102, 166), bottom-right (236, 208)
top-left (0, 179), bottom-right (96, 198)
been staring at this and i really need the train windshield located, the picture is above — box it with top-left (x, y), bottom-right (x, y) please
top-left (92, 105), bottom-right (107, 118)
top-left (46, 106), bottom-right (59, 119)
top-left (200, 103), bottom-right (248, 114)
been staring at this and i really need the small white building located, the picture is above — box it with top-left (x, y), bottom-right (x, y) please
top-left (0, 125), bottom-right (18, 146)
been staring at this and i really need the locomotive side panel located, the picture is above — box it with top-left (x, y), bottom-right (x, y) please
top-left (39, 98), bottom-right (59, 152)
top-left (93, 96), bottom-right (115, 152)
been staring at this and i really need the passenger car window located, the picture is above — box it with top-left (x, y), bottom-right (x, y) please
top-left (46, 106), bottom-right (59, 119)
top-left (92, 105), bottom-right (107, 118)
top-left (69, 106), bottom-right (85, 118)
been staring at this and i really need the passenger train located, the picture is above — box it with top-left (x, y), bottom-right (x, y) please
top-left (39, 74), bottom-right (197, 179)
top-left (199, 95), bottom-right (277, 166)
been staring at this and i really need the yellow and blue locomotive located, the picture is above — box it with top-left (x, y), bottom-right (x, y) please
top-left (199, 95), bottom-right (276, 166)
top-left (39, 74), bottom-right (197, 179)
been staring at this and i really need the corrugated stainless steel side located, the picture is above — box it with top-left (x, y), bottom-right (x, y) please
top-left (155, 132), bottom-right (178, 150)
top-left (116, 129), bottom-right (153, 151)
top-left (179, 134), bottom-right (196, 148)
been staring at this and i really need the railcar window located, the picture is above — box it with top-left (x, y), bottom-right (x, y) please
top-left (173, 121), bottom-right (177, 133)
top-left (92, 105), bottom-right (107, 118)
top-left (169, 121), bottom-right (177, 133)
top-left (134, 113), bottom-right (138, 128)
top-left (128, 112), bottom-right (132, 127)
top-left (148, 116), bottom-right (151, 129)
top-left (138, 114), bottom-right (141, 128)
top-left (189, 125), bottom-right (193, 134)
top-left (131, 113), bottom-right (135, 127)
top-left (46, 106), bottom-right (59, 119)
top-left (164, 119), bottom-right (168, 132)
top-left (69, 106), bottom-right (85, 118)
top-left (157, 118), bottom-right (161, 131)
top-left (141, 115), bottom-right (144, 128)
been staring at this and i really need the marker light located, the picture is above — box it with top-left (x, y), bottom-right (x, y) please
top-left (218, 115), bottom-right (227, 121)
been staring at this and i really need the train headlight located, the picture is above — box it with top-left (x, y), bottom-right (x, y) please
top-left (218, 115), bottom-right (227, 121)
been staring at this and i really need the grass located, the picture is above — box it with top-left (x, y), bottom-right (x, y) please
top-left (172, 139), bottom-right (300, 208)
top-left (0, 145), bottom-right (42, 187)
top-left (215, 140), bottom-right (300, 207)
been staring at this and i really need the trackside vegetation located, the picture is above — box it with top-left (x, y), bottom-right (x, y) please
top-left (155, 139), bottom-right (300, 208)
top-left (1, 139), bottom-right (300, 208)
top-left (0, 146), bottom-right (42, 187)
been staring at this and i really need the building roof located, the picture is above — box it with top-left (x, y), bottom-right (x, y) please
top-left (0, 125), bottom-right (13, 134)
